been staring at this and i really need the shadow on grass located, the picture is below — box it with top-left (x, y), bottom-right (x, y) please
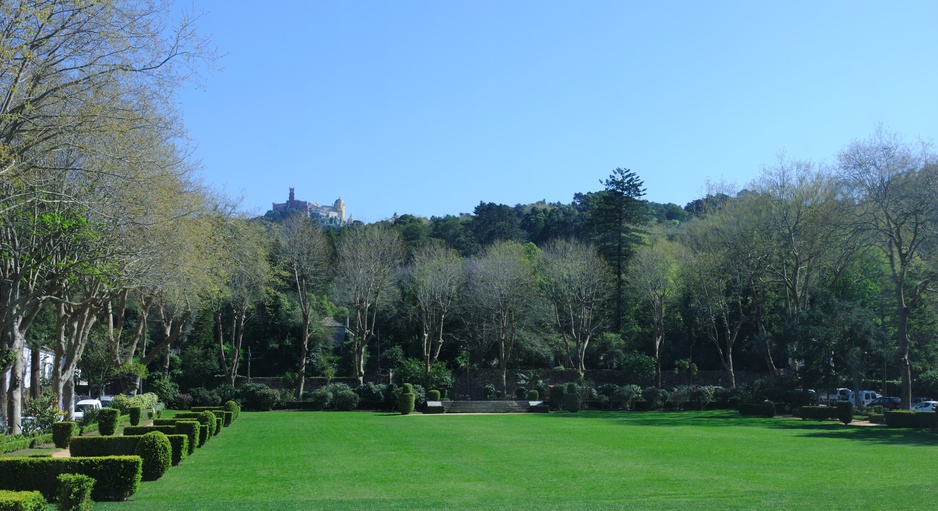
top-left (530, 409), bottom-right (938, 447)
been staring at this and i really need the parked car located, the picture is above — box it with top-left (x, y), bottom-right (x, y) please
top-left (819, 388), bottom-right (852, 406)
top-left (851, 390), bottom-right (881, 407)
top-left (869, 396), bottom-right (902, 410)
top-left (911, 400), bottom-right (938, 412)
top-left (74, 399), bottom-right (102, 420)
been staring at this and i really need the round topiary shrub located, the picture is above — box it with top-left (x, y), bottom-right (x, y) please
top-left (398, 383), bottom-right (415, 415)
top-left (198, 411), bottom-right (217, 438)
top-left (135, 431), bottom-right (172, 481)
top-left (526, 389), bottom-right (539, 400)
top-left (52, 421), bottom-right (78, 449)
top-left (128, 406), bottom-right (142, 426)
top-left (427, 389), bottom-right (441, 401)
top-left (224, 400), bottom-right (240, 420)
top-left (255, 388), bottom-right (281, 411)
top-left (515, 387), bottom-right (527, 399)
top-left (97, 409), bottom-right (120, 436)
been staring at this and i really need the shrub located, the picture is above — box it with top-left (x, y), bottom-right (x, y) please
top-left (0, 490), bottom-right (46, 511)
top-left (197, 411), bottom-right (217, 439)
top-left (836, 401), bottom-right (853, 425)
top-left (884, 410), bottom-right (938, 428)
top-left (134, 432), bottom-right (171, 482)
top-left (333, 390), bottom-right (360, 411)
top-left (799, 406), bottom-right (837, 420)
top-left (165, 435), bottom-right (188, 466)
top-left (641, 387), bottom-right (669, 411)
top-left (173, 393), bottom-right (193, 410)
top-left (172, 422), bottom-right (199, 454)
top-left (224, 400), bottom-right (240, 420)
top-left (738, 401), bottom-right (776, 418)
top-left (868, 412), bottom-right (885, 424)
top-left (514, 387), bottom-right (527, 399)
top-left (52, 423), bottom-right (78, 450)
top-left (428, 389), bottom-right (441, 401)
top-left (254, 388), bottom-right (280, 411)
top-left (613, 384), bottom-right (641, 410)
top-left (309, 388), bottom-right (333, 410)
top-left (121, 426), bottom-right (176, 436)
top-left (56, 473), bottom-right (94, 511)
top-left (398, 383), bottom-right (415, 415)
top-left (0, 456), bottom-right (141, 501)
top-left (526, 389), bottom-right (539, 400)
top-left (128, 406), bottom-right (142, 426)
top-left (354, 382), bottom-right (389, 410)
top-left (563, 383), bottom-right (581, 412)
top-left (189, 387), bottom-right (221, 407)
top-left (548, 385), bottom-right (565, 410)
top-left (483, 384), bottom-right (497, 401)
top-left (96, 409), bottom-right (119, 436)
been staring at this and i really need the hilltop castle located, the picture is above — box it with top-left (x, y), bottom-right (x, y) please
top-left (268, 188), bottom-right (349, 226)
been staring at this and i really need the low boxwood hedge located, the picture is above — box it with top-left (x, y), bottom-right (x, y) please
top-left (799, 406), bottom-right (838, 421)
top-left (0, 456), bottom-right (141, 501)
top-left (0, 490), bottom-right (46, 511)
top-left (884, 410), bottom-right (937, 428)
top-left (122, 425), bottom-right (176, 437)
top-left (69, 435), bottom-right (172, 482)
top-left (52, 422), bottom-right (78, 449)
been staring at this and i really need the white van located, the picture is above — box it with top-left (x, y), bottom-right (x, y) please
top-left (74, 399), bottom-right (102, 420)
top-left (850, 390), bottom-right (880, 407)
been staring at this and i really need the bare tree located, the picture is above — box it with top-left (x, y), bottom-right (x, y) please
top-left (542, 239), bottom-right (611, 380)
top-left (405, 243), bottom-right (465, 390)
top-left (281, 215), bottom-right (331, 397)
top-left (628, 238), bottom-right (682, 387)
top-left (334, 224), bottom-right (404, 385)
top-left (464, 241), bottom-right (541, 394)
top-left (222, 219), bottom-right (270, 387)
top-left (839, 127), bottom-right (938, 408)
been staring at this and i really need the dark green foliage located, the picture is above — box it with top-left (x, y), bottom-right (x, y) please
top-left (121, 426), bottom-right (176, 436)
top-left (526, 389), bottom-right (539, 400)
top-left (354, 382), bottom-right (389, 410)
top-left (548, 385), bottom-right (565, 410)
top-left (189, 387), bottom-right (221, 407)
top-left (173, 393), bottom-right (193, 410)
top-left (0, 456), bottom-right (141, 501)
top-left (224, 400), bottom-right (240, 420)
top-left (52, 422), bottom-right (78, 449)
top-left (483, 384), bottom-right (497, 400)
top-left (165, 435), bottom-right (188, 466)
top-left (563, 383), bottom-right (581, 412)
top-left (333, 390), bottom-right (360, 411)
top-left (236, 383), bottom-right (275, 411)
top-left (428, 389), bottom-right (441, 401)
top-left (514, 387), bottom-right (527, 399)
top-left (56, 473), bottom-right (94, 511)
top-left (836, 402), bottom-right (853, 425)
top-left (128, 406), bottom-right (142, 426)
top-left (868, 412), bottom-right (885, 424)
top-left (214, 417), bottom-right (222, 435)
top-left (0, 490), bottom-right (46, 511)
top-left (69, 437), bottom-right (139, 457)
top-left (738, 402), bottom-right (776, 418)
top-left (173, 422), bottom-right (199, 454)
top-left (613, 384), bottom-right (642, 410)
top-left (254, 388), bottom-right (280, 411)
top-left (398, 383), bottom-right (415, 415)
top-left (640, 387), bottom-right (669, 411)
top-left (799, 406), bottom-right (838, 421)
top-left (134, 432), bottom-right (171, 481)
top-left (96, 409), bottom-right (119, 436)
top-left (884, 411), bottom-right (938, 428)
top-left (309, 388), bottom-right (333, 410)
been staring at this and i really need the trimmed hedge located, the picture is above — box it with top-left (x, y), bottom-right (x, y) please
top-left (172, 421), bottom-right (200, 454)
top-left (0, 456), bottom-right (141, 501)
top-left (128, 406), bottom-right (142, 426)
top-left (121, 427), bottom-right (193, 460)
top-left (122, 426), bottom-right (176, 436)
top-left (398, 384), bottom-right (415, 415)
top-left (69, 435), bottom-right (170, 482)
top-left (52, 422), bottom-right (78, 449)
top-left (836, 401), bottom-right (853, 425)
top-left (56, 473), bottom-right (94, 511)
top-left (0, 490), bottom-right (46, 511)
top-left (738, 401), bottom-right (776, 418)
top-left (884, 411), bottom-right (938, 429)
top-left (1, 434), bottom-right (54, 455)
top-left (97, 409), bottom-right (120, 436)
top-left (799, 406), bottom-right (838, 421)
top-left (165, 435), bottom-right (188, 466)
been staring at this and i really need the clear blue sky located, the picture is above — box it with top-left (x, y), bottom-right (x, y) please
top-left (175, 1), bottom-right (938, 223)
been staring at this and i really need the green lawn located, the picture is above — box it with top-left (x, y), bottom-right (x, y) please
top-left (95, 410), bottom-right (937, 510)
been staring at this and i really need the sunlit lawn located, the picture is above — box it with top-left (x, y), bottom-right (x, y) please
top-left (93, 409), bottom-right (937, 510)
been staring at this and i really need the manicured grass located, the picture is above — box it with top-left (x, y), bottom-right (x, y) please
top-left (96, 410), bottom-right (937, 510)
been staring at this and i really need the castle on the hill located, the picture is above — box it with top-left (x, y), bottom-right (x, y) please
top-left (269, 188), bottom-right (349, 226)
